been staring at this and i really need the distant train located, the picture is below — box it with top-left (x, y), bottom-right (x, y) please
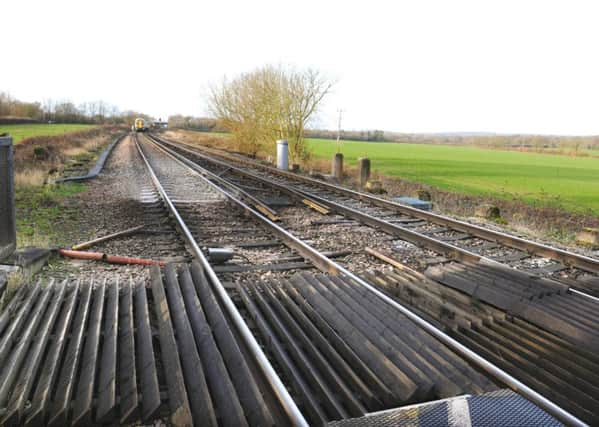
top-left (132, 118), bottom-right (148, 132)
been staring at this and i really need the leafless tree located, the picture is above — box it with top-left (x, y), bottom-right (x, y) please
top-left (208, 65), bottom-right (333, 162)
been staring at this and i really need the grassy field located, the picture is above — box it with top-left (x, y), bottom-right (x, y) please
top-left (308, 138), bottom-right (599, 215)
top-left (0, 123), bottom-right (95, 144)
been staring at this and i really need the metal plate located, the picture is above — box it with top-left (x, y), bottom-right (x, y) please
top-left (327, 389), bottom-right (563, 427)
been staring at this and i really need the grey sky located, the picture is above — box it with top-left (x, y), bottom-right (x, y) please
top-left (3, 0), bottom-right (599, 134)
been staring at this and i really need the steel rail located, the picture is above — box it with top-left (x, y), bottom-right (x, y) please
top-left (145, 136), bottom-right (340, 274)
top-left (148, 135), bottom-right (485, 263)
top-left (149, 134), bottom-right (558, 278)
top-left (147, 134), bottom-right (587, 427)
top-left (133, 134), bottom-right (309, 427)
top-left (158, 134), bottom-right (599, 277)
top-left (144, 134), bottom-right (279, 221)
top-left (147, 133), bottom-right (330, 214)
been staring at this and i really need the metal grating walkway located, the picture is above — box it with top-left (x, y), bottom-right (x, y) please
top-left (327, 389), bottom-right (563, 427)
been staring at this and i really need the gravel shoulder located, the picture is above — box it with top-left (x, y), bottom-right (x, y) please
top-left (36, 135), bottom-right (186, 283)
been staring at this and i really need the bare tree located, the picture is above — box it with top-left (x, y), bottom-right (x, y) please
top-left (208, 65), bottom-right (333, 162)
top-left (97, 100), bottom-right (107, 122)
top-left (42, 98), bottom-right (55, 122)
top-left (282, 67), bottom-right (333, 162)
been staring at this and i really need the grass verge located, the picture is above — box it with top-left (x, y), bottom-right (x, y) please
top-left (1, 272), bottom-right (24, 309)
top-left (12, 126), bottom-right (123, 249)
top-left (16, 183), bottom-right (87, 248)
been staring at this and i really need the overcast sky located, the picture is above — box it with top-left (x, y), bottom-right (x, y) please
top-left (3, 0), bottom-right (599, 134)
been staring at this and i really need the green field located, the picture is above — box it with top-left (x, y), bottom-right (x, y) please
top-left (308, 138), bottom-right (599, 215)
top-left (0, 123), bottom-right (95, 144)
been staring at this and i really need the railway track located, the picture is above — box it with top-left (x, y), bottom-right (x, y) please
top-left (140, 132), bottom-right (599, 423)
top-left (0, 133), bottom-right (592, 426)
top-left (133, 134), bottom-right (500, 421)
top-left (83, 141), bottom-right (190, 266)
top-left (135, 133), bottom-right (589, 425)
top-left (148, 132), bottom-right (599, 298)
top-left (0, 134), bottom-right (306, 427)
top-left (147, 133), bottom-right (599, 348)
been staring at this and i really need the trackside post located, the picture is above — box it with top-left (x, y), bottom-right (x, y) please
top-left (0, 135), bottom-right (16, 261)
top-left (332, 153), bottom-right (343, 180)
top-left (358, 157), bottom-right (371, 188)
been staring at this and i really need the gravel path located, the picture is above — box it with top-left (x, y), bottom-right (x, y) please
top-left (37, 135), bottom-right (187, 283)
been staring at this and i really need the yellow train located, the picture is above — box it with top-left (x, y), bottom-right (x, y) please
top-left (132, 118), bottom-right (147, 132)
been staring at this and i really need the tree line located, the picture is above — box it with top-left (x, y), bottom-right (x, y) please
top-left (302, 129), bottom-right (599, 153)
top-left (167, 115), bottom-right (227, 132)
top-left (306, 129), bottom-right (386, 142)
top-left (0, 91), bottom-right (147, 125)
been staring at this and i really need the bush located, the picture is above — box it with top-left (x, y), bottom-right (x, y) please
top-left (33, 146), bottom-right (49, 160)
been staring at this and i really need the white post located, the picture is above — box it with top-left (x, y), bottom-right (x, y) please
top-left (276, 139), bottom-right (288, 170)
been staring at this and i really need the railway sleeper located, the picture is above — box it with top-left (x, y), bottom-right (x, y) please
top-left (238, 271), bottom-right (499, 425)
top-left (329, 274), bottom-right (493, 395)
top-left (424, 262), bottom-right (599, 351)
top-left (364, 264), bottom-right (599, 425)
top-left (0, 266), bottom-right (297, 426)
top-left (156, 133), bottom-right (599, 297)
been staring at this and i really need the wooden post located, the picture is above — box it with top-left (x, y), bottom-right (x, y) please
top-left (358, 157), bottom-right (371, 188)
top-left (332, 153), bottom-right (343, 180)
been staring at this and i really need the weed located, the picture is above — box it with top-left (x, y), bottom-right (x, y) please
top-left (15, 169), bottom-right (46, 186)
top-left (493, 217), bottom-right (508, 225)
top-left (2, 271), bottom-right (24, 309)
top-left (33, 146), bottom-right (49, 160)
top-left (16, 183), bottom-right (86, 248)
top-left (546, 227), bottom-right (575, 243)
